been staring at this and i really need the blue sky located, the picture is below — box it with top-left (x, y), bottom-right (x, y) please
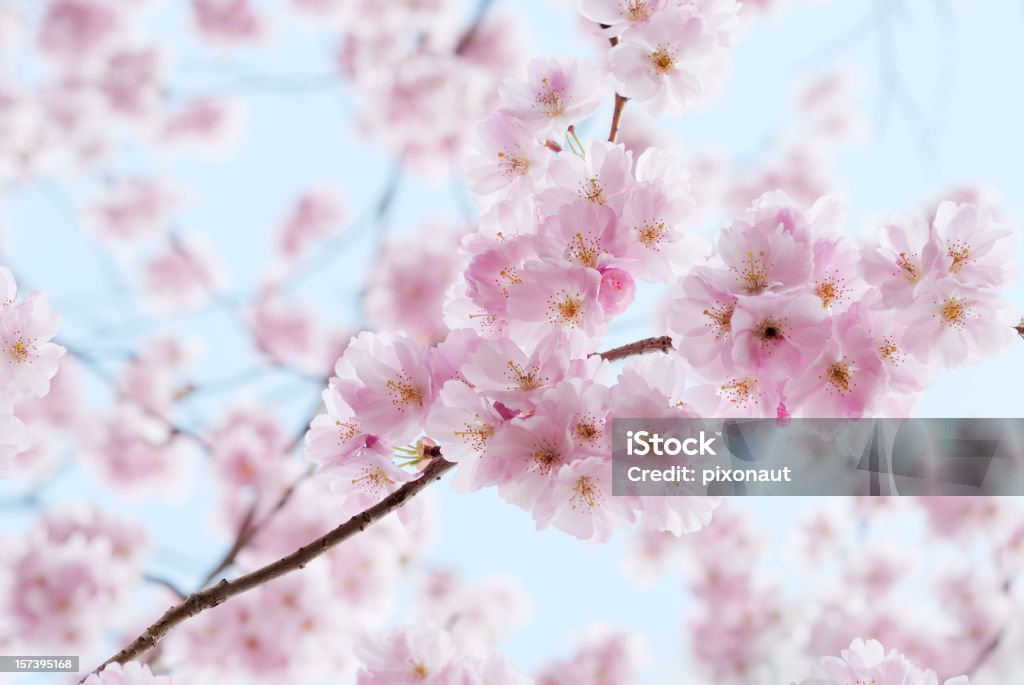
top-left (2, 1), bottom-right (1023, 683)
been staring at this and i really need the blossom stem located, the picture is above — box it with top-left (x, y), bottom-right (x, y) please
top-left (607, 93), bottom-right (629, 143)
top-left (595, 335), bottom-right (674, 362)
top-left (84, 449), bottom-right (454, 680)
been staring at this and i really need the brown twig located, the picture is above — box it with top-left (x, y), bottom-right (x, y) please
top-left (454, 0), bottom-right (496, 55)
top-left (195, 502), bottom-right (260, 589)
top-left (607, 94), bottom-right (629, 144)
top-left (1014, 319), bottom-right (1024, 340)
top-left (595, 335), bottom-right (674, 362)
top-left (142, 574), bottom-right (187, 600)
top-left (85, 449), bottom-right (453, 679)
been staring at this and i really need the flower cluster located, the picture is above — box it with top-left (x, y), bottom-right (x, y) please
top-left (329, 0), bottom-right (526, 176)
top-left (1, 505), bottom-right (147, 653)
top-left (0, 267), bottom-right (64, 476)
top-left (667, 193), bottom-right (1018, 418)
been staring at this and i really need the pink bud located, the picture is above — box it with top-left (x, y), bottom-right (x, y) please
top-left (598, 268), bottom-right (636, 318)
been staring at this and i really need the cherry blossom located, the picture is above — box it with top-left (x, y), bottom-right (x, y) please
top-left (797, 638), bottom-right (969, 685)
top-left (608, 6), bottom-right (722, 115)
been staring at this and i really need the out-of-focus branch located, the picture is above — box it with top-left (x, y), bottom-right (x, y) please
top-left (85, 449), bottom-right (454, 679)
top-left (196, 502), bottom-right (259, 589)
top-left (454, 0), bottom-right (497, 55)
top-left (142, 574), bottom-right (187, 601)
top-left (1014, 318), bottom-right (1024, 340)
top-left (58, 340), bottom-right (212, 450)
top-left (596, 336), bottom-right (674, 362)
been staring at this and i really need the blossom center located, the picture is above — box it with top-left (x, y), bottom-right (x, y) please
top-left (547, 290), bottom-right (585, 327)
top-left (623, 0), bottom-right (651, 21)
top-left (825, 360), bottom-right (853, 393)
top-left (496, 266), bottom-right (521, 297)
top-left (947, 240), bottom-right (970, 274)
top-left (736, 250), bottom-right (770, 294)
top-left (335, 419), bottom-right (360, 443)
top-left (454, 418), bottom-right (495, 453)
top-left (756, 318), bottom-right (784, 344)
top-left (496, 149), bottom-right (529, 177)
top-left (940, 297), bottom-right (969, 329)
top-left (531, 444), bottom-right (561, 474)
top-left (9, 340), bottom-right (30, 364)
top-left (721, 376), bottom-right (757, 406)
top-left (386, 375), bottom-right (423, 408)
top-left (567, 231), bottom-right (601, 268)
top-left (571, 476), bottom-right (599, 511)
top-left (702, 302), bottom-right (735, 340)
top-left (650, 46), bottom-right (676, 74)
top-left (534, 77), bottom-right (565, 117)
top-left (637, 220), bottom-right (668, 249)
top-left (580, 177), bottom-right (605, 204)
top-left (895, 251), bottom-right (921, 283)
top-left (505, 360), bottom-right (543, 391)
top-left (575, 418), bottom-right (601, 444)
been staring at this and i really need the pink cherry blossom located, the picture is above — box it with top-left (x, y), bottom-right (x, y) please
top-left (901, 282), bottom-right (1016, 368)
top-left (87, 177), bottom-right (182, 246)
top-left (505, 260), bottom-right (605, 343)
top-left (797, 638), bottom-right (969, 685)
top-left (248, 292), bottom-right (329, 372)
top-left (142, 237), bottom-right (220, 312)
top-left (330, 331), bottom-right (436, 443)
top-left (860, 214), bottom-right (942, 308)
top-left (578, 0), bottom-right (667, 35)
top-left (931, 201), bottom-right (1016, 290)
top-left (37, 0), bottom-right (120, 66)
top-left (466, 112), bottom-right (549, 205)
top-left (366, 224), bottom-right (465, 344)
top-left (787, 308), bottom-right (885, 418)
top-left (192, 0), bottom-right (264, 46)
top-left (0, 270), bottom-right (65, 399)
top-left (276, 189), bottom-right (347, 262)
top-left (498, 57), bottom-right (605, 134)
top-left (729, 292), bottom-right (831, 379)
top-left (608, 7), bottom-right (720, 115)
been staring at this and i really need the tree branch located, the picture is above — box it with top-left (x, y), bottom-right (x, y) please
top-left (595, 335), bottom-right (674, 362)
top-left (85, 449), bottom-right (453, 679)
top-left (454, 0), bottom-right (496, 55)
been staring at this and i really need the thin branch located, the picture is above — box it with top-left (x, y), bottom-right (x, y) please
top-left (603, 30), bottom-right (629, 144)
top-left (454, 0), bottom-right (497, 55)
top-left (595, 335), bottom-right (674, 362)
top-left (142, 574), bottom-right (188, 600)
top-left (196, 502), bottom-right (259, 589)
top-left (1014, 319), bottom-right (1024, 340)
top-left (85, 449), bottom-right (454, 679)
top-left (607, 94), bottom-right (629, 143)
